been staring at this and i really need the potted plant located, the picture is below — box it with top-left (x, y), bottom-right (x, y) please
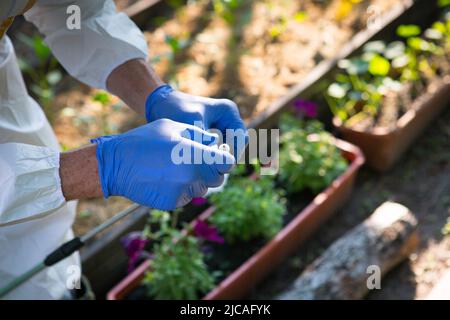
top-left (325, 13), bottom-right (450, 171)
top-left (107, 112), bottom-right (365, 300)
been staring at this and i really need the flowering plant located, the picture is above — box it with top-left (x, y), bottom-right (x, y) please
top-left (142, 210), bottom-right (215, 299)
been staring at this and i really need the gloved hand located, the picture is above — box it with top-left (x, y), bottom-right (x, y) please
top-left (145, 85), bottom-right (248, 160)
top-left (91, 119), bottom-right (235, 211)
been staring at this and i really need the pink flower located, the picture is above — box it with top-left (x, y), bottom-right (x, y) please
top-left (120, 232), bottom-right (151, 273)
top-left (193, 220), bottom-right (224, 244)
top-left (191, 197), bottom-right (208, 206)
top-left (294, 99), bottom-right (318, 118)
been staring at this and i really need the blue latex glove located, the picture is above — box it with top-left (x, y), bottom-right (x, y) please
top-left (91, 119), bottom-right (235, 211)
top-left (145, 85), bottom-right (248, 160)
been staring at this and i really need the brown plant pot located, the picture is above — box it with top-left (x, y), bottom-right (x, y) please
top-left (107, 138), bottom-right (365, 300)
top-left (333, 77), bottom-right (450, 172)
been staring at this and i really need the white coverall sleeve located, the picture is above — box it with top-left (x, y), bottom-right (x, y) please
top-left (24, 0), bottom-right (148, 89)
top-left (0, 143), bottom-right (65, 226)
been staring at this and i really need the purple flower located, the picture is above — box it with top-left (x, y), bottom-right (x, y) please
top-left (294, 99), bottom-right (318, 118)
top-left (191, 197), bottom-right (208, 206)
top-left (120, 232), bottom-right (150, 273)
top-left (193, 220), bottom-right (224, 244)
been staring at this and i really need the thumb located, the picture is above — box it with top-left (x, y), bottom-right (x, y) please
top-left (203, 145), bottom-right (236, 174)
top-left (198, 145), bottom-right (235, 188)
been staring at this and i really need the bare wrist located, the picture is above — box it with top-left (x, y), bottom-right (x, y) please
top-left (106, 58), bottom-right (164, 117)
top-left (59, 144), bottom-right (103, 200)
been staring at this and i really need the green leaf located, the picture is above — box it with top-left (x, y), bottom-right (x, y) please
top-left (384, 41), bottom-right (405, 59)
top-left (294, 11), bottom-right (308, 22)
top-left (392, 54), bottom-right (410, 69)
top-left (165, 35), bottom-right (180, 53)
top-left (407, 37), bottom-right (433, 52)
top-left (432, 21), bottom-right (447, 34)
top-left (278, 115), bottom-right (348, 194)
top-left (32, 36), bottom-right (51, 63)
top-left (438, 0), bottom-right (450, 7)
top-left (92, 91), bottom-right (111, 105)
top-left (46, 70), bottom-right (62, 85)
top-left (327, 83), bottom-right (348, 99)
top-left (363, 40), bottom-right (386, 53)
top-left (396, 24), bottom-right (421, 38)
top-left (338, 58), bottom-right (368, 75)
top-left (17, 57), bottom-right (32, 72)
top-left (424, 28), bottom-right (443, 40)
top-left (368, 55), bottom-right (390, 76)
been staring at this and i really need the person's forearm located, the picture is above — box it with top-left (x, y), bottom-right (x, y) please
top-left (59, 144), bottom-right (103, 200)
top-left (106, 58), bottom-right (164, 117)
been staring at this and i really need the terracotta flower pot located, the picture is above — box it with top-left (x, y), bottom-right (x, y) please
top-left (333, 77), bottom-right (450, 172)
top-left (107, 138), bottom-right (365, 300)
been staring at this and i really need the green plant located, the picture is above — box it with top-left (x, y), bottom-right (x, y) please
top-left (278, 114), bottom-right (348, 194)
top-left (92, 91), bottom-right (114, 135)
top-left (325, 12), bottom-right (450, 126)
top-left (269, 16), bottom-right (287, 39)
top-left (17, 34), bottom-right (62, 123)
top-left (443, 218), bottom-right (450, 236)
top-left (164, 35), bottom-right (190, 57)
top-left (143, 210), bottom-right (214, 299)
top-left (212, 0), bottom-right (244, 25)
top-left (209, 177), bottom-right (286, 243)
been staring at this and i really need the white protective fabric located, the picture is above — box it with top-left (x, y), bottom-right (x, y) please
top-left (0, 0), bottom-right (148, 299)
top-left (0, 35), bottom-right (79, 300)
top-left (24, 0), bottom-right (148, 89)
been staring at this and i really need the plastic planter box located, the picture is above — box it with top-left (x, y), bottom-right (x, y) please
top-left (333, 77), bottom-right (450, 172)
top-left (107, 138), bottom-right (365, 300)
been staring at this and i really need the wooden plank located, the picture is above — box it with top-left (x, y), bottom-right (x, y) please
top-left (276, 202), bottom-right (419, 300)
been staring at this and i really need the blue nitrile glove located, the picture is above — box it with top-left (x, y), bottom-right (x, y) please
top-left (145, 85), bottom-right (248, 161)
top-left (91, 119), bottom-right (235, 211)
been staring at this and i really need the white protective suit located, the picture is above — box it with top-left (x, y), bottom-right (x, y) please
top-left (0, 0), bottom-right (147, 299)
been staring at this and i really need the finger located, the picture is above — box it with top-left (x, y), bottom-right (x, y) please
top-left (181, 126), bottom-right (219, 147)
top-left (202, 145), bottom-right (236, 175)
top-left (182, 138), bottom-right (235, 185)
top-left (201, 167), bottom-right (225, 188)
top-left (187, 182), bottom-right (208, 199)
top-left (209, 99), bottom-right (249, 160)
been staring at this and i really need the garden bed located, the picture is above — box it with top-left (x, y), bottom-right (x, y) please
top-left (107, 135), bottom-right (364, 300)
top-left (250, 104), bottom-right (450, 300)
top-left (321, 9), bottom-right (450, 171)
top-left (77, 0), bottom-right (438, 298)
top-left (333, 77), bottom-right (450, 171)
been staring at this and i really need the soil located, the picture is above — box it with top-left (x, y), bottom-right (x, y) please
top-left (249, 104), bottom-right (450, 300)
top-left (144, 0), bottom-right (403, 119)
